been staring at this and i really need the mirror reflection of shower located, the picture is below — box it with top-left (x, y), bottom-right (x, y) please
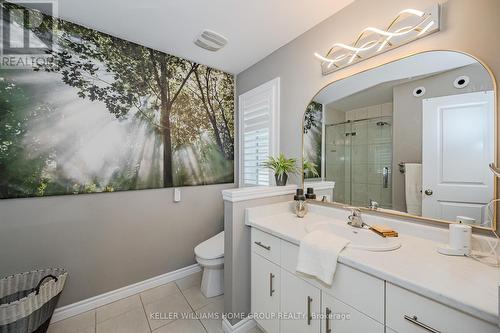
top-left (325, 108), bottom-right (393, 209)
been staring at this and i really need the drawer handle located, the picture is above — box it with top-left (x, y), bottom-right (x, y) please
top-left (269, 273), bottom-right (275, 296)
top-left (255, 241), bottom-right (271, 250)
top-left (325, 307), bottom-right (332, 333)
top-left (307, 296), bottom-right (313, 325)
top-left (404, 315), bottom-right (441, 333)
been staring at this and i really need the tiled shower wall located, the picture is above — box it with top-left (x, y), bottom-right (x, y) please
top-left (325, 103), bottom-right (393, 208)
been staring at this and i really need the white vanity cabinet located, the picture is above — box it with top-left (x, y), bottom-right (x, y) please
top-left (250, 227), bottom-right (499, 333)
top-left (251, 228), bottom-right (385, 333)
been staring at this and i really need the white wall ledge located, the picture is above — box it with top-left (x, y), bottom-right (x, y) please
top-left (222, 184), bottom-right (297, 202)
top-left (304, 180), bottom-right (335, 190)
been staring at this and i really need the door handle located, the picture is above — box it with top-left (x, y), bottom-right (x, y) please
top-left (424, 189), bottom-right (433, 196)
top-left (307, 296), bottom-right (313, 325)
top-left (269, 273), bottom-right (275, 296)
top-left (255, 241), bottom-right (271, 250)
top-left (382, 166), bottom-right (389, 188)
top-left (325, 307), bottom-right (332, 333)
top-left (404, 315), bottom-right (441, 333)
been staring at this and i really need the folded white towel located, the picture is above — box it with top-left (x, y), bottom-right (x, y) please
top-left (405, 163), bottom-right (422, 216)
top-left (296, 230), bottom-right (350, 285)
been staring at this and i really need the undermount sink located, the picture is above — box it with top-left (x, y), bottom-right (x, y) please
top-left (305, 221), bottom-right (401, 252)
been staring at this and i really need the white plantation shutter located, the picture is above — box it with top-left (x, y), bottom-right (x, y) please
top-left (239, 78), bottom-right (280, 186)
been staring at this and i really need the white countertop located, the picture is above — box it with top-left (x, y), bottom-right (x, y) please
top-left (245, 203), bottom-right (499, 325)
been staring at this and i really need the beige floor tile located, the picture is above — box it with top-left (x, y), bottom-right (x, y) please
top-left (196, 298), bottom-right (224, 333)
top-left (246, 326), bottom-right (264, 333)
top-left (96, 307), bottom-right (150, 333)
top-left (152, 318), bottom-right (206, 333)
top-left (96, 295), bottom-right (142, 323)
top-left (141, 282), bottom-right (180, 305)
top-left (48, 311), bottom-right (95, 333)
top-left (49, 326), bottom-right (95, 333)
top-left (143, 290), bottom-right (193, 330)
top-left (175, 272), bottom-right (202, 291)
top-left (182, 286), bottom-right (223, 310)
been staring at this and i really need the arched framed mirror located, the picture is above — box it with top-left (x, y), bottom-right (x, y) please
top-left (302, 50), bottom-right (497, 231)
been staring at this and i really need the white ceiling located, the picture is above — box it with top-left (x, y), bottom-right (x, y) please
top-left (327, 78), bottom-right (410, 111)
top-left (25, 0), bottom-right (354, 74)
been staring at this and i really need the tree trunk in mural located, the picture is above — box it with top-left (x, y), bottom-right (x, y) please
top-left (160, 105), bottom-right (173, 187)
top-left (193, 68), bottom-right (234, 160)
top-left (151, 53), bottom-right (198, 187)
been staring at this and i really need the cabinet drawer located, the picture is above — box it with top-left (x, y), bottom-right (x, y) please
top-left (280, 240), bottom-right (384, 323)
top-left (251, 228), bottom-right (281, 264)
top-left (325, 263), bottom-right (384, 324)
top-left (386, 283), bottom-right (498, 333)
top-left (280, 239), bottom-right (300, 272)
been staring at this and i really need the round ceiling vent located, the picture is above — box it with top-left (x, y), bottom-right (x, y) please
top-left (454, 75), bottom-right (470, 89)
top-left (413, 86), bottom-right (426, 97)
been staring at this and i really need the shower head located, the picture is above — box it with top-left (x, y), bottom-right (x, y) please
top-left (376, 121), bottom-right (390, 127)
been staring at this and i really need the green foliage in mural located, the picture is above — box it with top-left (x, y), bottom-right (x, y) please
top-left (303, 101), bottom-right (322, 179)
top-left (0, 3), bottom-right (234, 199)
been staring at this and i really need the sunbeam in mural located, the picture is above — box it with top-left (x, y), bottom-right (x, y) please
top-left (0, 2), bottom-right (234, 199)
top-left (303, 101), bottom-right (322, 179)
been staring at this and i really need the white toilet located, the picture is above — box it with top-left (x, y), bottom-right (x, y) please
top-left (194, 231), bottom-right (224, 298)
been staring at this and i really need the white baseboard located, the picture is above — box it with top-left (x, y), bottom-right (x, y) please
top-left (51, 263), bottom-right (201, 323)
top-left (222, 316), bottom-right (257, 333)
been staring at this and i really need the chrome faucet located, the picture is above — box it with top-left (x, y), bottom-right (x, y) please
top-left (347, 207), bottom-right (365, 228)
top-left (368, 199), bottom-right (379, 210)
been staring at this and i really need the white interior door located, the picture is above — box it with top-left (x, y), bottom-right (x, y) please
top-left (422, 91), bottom-right (494, 225)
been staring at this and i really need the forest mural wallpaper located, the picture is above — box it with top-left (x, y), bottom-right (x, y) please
top-left (0, 3), bottom-right (234, 199)
top-left (303, 101), bottom-right (322, 179)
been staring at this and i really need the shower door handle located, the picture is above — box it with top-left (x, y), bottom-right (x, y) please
top-left (382, 167), bottom-right (389, 188)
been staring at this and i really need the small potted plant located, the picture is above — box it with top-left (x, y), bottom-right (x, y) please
top-left (303, 160), bottom-right (319, 179)
top-left (263, 154), bottom-right (298, 186)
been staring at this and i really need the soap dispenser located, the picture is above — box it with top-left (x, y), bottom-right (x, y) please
top-left (305, 187), bottom-right (316, 200)
top-left (294, 188), bottom-right (307, 218)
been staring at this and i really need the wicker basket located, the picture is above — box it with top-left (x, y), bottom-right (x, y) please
top-left (0, 269), bottom-right (67, 333)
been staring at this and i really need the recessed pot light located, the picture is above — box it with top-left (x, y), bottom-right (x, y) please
top-left (413, 86), bottom-right (426, 97)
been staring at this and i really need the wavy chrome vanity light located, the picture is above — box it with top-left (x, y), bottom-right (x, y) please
top-left (314, 5), bottom-right (440, 75)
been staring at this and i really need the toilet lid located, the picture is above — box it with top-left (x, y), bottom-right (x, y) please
top-left (194, 231), bottom-right (224, 260)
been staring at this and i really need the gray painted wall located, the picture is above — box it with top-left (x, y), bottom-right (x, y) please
top-left (0, 183), bottom-right (233, 306)
top-left (392, 64), bottom-right (493, 212)
top-left (236, 0), bottom-right (500, 232)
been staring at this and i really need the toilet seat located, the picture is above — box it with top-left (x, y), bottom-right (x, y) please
top-left (194, 231), bottom-right (224, 260)
top-left (195, 256), bottom-right (224, 268)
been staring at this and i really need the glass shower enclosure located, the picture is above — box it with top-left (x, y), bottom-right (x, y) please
top-left (325, 116), bottom-right (393, 209)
